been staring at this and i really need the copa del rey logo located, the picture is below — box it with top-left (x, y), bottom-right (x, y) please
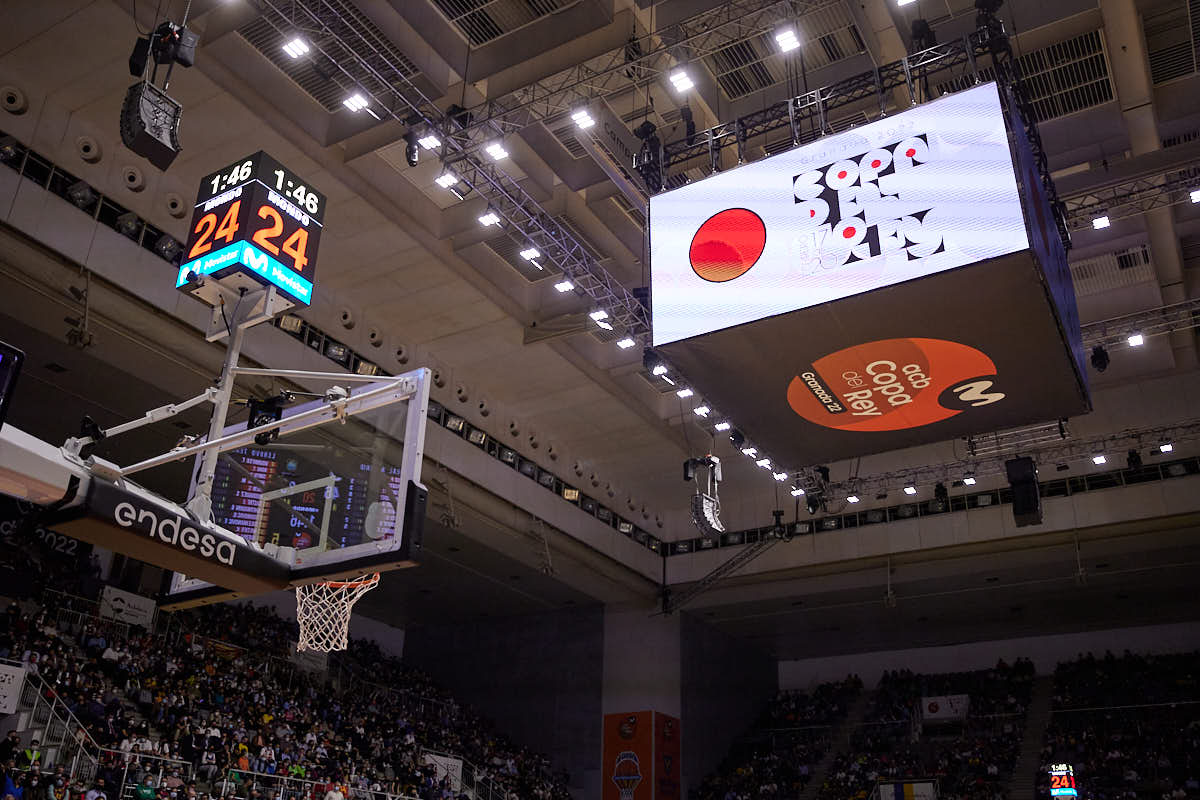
top-left (688, 133), bottom-right (945, 282)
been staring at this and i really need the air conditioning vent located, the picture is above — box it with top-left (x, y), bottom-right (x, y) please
top-left (431, 0), bottom-right (572, 46)
top-left (1144, 0), bottom-right (1200, 84)
top-left (1070, 245), bottom-right (1154, 296)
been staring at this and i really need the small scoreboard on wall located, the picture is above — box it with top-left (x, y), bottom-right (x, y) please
top-left (178, 152), bottom-right (325, 309)
top-left (1048, 764), bottom-right (1078, 798)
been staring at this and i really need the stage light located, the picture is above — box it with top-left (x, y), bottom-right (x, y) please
top-left (963, 474), bottom-right (977, 486)
top-left (846, 494), bottom-right (860, 503)
top-left (669, 69), bottom-right (694, 92)
top-left (115, 212), bottom-right (142, 239)
top-left (154, 234), bottom-right (182, 262)
top-left (571, 109), bottom-right (595, 129)
top-left (1192, 189), bottom-right (1200, 203)
top-left (773, 472), bottom-right (788, 482)
top-left (1092, 454), bottom-right (1107, 465)
top-left (934, 482), bottom-right (948, 506)
top-left (485, 141), bottom-right (508, 160)
top-left (775, 27), bottom-right (800, 52)
top-left (1127, 333), bottom-right (1144, 347)
top-left (741, 447), bottom-right (757, 457)
top-left (417, 133), bottom-right (441, 150)
top-left (282, 38), bottom-right (309, 58)
top-left (343, 93), bottom-right (369, 112)
top-left (1127, 449), bottom-right (1143, 470)
top-left (903, 485), bottom-right (917, 495)
top-left (616, 336), bottom-right (636, 349)
top-left (402, 130), bottom-right (419, 167)
top-left (714, 421), bottom-right (731, 432)
top-left (67, 181), bottom-right (98, 210)
top-left (554, 279), bottom-right (574, 292)
top-left (806, 494), bottom-right (820, 515)
top-left (652, 364), bottom-right (668, 376)
top-left (467, 428), bottom-right (487, 446)
top-left (755, 458), bottom-right (771, 469)
top-left (693, 405), bottom-right (710, 417)
top-left (435, 171), bottom-right (459, 188)
top-left (444, 415), bottom-right (466, 433)
top-left (520, 247), bottom-right (540, 262)
top-left (590, 309), bottom-right (609, 321)
top-left (478, 209), bottom-right (501, 227)
top-left (1090, 345), bottom-right (1110, 372)
top-left (790, 487), bottom-right (805, 497)
top-left (1092, 215), bottom-right (1111, 230)
top-left (562, 487), bottom-right (580, 502)
top-left (1160, 441), bottom-right (1174, 453)
top-left (676, 388), bottom-right (693, 398)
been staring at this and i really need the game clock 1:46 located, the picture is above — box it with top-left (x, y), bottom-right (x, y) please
top-left (193, 151), bottom-right (326, 224)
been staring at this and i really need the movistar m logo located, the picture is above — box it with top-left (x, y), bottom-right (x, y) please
top-left (951, 380), bottom-right (1006, 407)
top-left (243, 246), bottom-right (269, 274)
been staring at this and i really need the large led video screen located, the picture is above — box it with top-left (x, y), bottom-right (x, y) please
top-left (649, 82), bottom-right (1030, 346)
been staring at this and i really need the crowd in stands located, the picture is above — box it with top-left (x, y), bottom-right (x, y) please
top-left (693, 677), bottom-right (861, 800)
top-left (1037, 651), bottom-right (1200, 800)
top-left (0, 562), bottom-right (570, 800)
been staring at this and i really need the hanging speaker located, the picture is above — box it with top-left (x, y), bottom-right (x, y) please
top-left (1005, 456), bottom-right (1042, 527)
top-left (119, 82), bottom-right (182, 170)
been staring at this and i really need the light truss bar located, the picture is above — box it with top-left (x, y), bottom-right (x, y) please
top-left (665, 533), bottom-right (779, 613)
top-left (455, 0), bottom-right (842, 138)
top-left (1081, 297), bottom-right (1200, 349)
top-left (1062, 168), bottom-right (1200, 230)
top-left (252, 0), bottom-right (651, 334)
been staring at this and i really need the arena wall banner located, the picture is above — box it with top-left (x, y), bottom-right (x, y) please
top-left (649, 81), bottom-right (1089, 466)
top-left (603, 712), bottom-right (654, 800)
top-left (99, 585), bottom-right (157, 629)
top-left (0, 662), bottom-right (26, 714)
top-left (422, 753), bottom-right (464, 792)
top-left (654, 713), bottom-right (681, 800)
top-left (921, 694), bottom-right (970, 721)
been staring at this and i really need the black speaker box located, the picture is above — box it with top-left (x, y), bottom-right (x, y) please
top-left (119, 82), bottom-right (182, 170)
top-left (1005, 456), bottom-right (1042, 527)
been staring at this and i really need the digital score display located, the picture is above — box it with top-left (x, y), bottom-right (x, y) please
top-left (648, 82), bottom-right (1029, 346)
top-left (1048, 764), bottom-right (1078, 798)
top-left (178, 152), bottom-right (325, 308)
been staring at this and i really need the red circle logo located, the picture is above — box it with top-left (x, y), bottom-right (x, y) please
top-left (689, 208), bottom-right (767, 283)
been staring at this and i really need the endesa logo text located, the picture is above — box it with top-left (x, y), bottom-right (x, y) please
top-left (791, 134), bottom-right (945, 272)
top-left (114, 501), bottom-right (237, 565)
top-left (787, 338), bottom-right (1006, 433)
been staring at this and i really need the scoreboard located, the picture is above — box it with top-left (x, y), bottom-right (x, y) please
top-left (177, 152), bottom-right (325, 308)
top-left (1048, 764), bottom-right (1078, 798)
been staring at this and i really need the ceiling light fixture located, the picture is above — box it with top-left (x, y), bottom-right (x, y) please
top-left (485, 141), bottom-right (508, 160)
top-left (651, 364), bottom-right (668, 376)
top-left (963, 475), bottom-right (977, 486)
top-left (1092, 215), bottom-right (1111, 230)
top-left (676, 388), bottom-right (694, 398)
top-left (846, 494), bottom-right (860, 503)
top-left (589, 309), bottom-right (609, 321)
top-left (519, 247), bottom-right (541, 262)
top-left (755, 458), bottom-right (771, 469)
top-left (714, 421), bottom-right (731, 432)
top-left (434, 171), bottom-right (459, 188)
top-left (282, 38), bottom-right (309, 59)
top-left (790, 486), bottom-right (805, 497)
top-left (417, 133), bottom-right (441, 150)
top-left (554, 279), bottom-right (574, 293)
top-left (903, 485), bottom-right (917, 495)
top-left (693, 405), bottom-right (710, 417)
top-left (773, 471), bottom-right (788, 481)
top-left (1191, 189), bottom-right (1200, 204)
top-left (775, 28), bottom-right (800, 52)
top-left (1159, 441), bottom-right (1174, 453)
top-left (741, 447), bottom-right (757, 457)
top-left (669, 69), bottom-right (694, 92)
top-left (616, 337), bottom-right (636, 349)
top-left (478, 210), bottom-right (501, 227)
top-left (571, 109), bottom-right (595, 129)
top-left (343, 93), bottom-right (369, 112)
top-left (1127, 333), bottom-right (1144, 347)
top-left (1092, 454), bottom-right (1107, 465)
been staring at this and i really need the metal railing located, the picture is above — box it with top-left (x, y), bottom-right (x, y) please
top-left (15, 666), bottom-right (100, 783)
top-left (213, 768), bottom-right (420, 800)
top-left (100, 749), bottom-right (194, 799)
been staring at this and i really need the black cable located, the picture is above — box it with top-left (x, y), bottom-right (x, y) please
top-left (678, 395), bottom-right (694, 459)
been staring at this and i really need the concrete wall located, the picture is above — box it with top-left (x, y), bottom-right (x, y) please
top-left (680, 613), bottom-right (778, 798)
top-left (403, 605), bottom-right (605, 800)
top-left (778, 620), bottom-right (1200, 689)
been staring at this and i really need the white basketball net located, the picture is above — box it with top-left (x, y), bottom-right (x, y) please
top-left (295, 573), bottom-right (380, 652)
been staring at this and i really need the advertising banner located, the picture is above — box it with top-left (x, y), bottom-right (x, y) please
top-left (654, 713), bottom-right (681, 800)
top-left (921, 694), bottom-right (970, 721)
top-left (0, 662), bottom-right (25, 714)
top-left (603, 712), bottom-right (653, 800)
top-left (99, 586), bottom-right (157, 628)
top-left (422, 753), bottom-right (464, 792)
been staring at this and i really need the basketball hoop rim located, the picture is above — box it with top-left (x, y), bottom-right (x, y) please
top-left (307, 572), bottom-right (380, 590)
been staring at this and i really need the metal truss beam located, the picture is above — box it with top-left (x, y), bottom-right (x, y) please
top-left (1081, 297), bottom-right (1200, 350)
top-left (1062, 170), bottom-right (1200, 230)
top-left (251, 0), bottom-right (651, 334)
top-left (664, 532), bottom-right (779, 613)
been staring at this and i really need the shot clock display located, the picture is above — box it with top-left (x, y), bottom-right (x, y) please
top-left (178, 152), bottom-right (325, 308)
top-left (1048, 764), bottom-right (1078, 798)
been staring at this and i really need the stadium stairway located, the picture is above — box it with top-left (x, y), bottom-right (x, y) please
top-left (1005, 674), bottom-right (1055, 800)
top-left (796, 689), bottom-right (874, 800)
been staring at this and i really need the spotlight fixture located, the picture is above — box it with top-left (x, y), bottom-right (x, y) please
top-left (1159, 441), bottom-right (1174, 453)
top-left (519, 247), bottom-right (541, 262)
top-left (485, 141), bottom-right (509, 160)
top-left (1092, 454), bottom-right (1107, 465)
top-left (903, 485), bottom-right (917, 495)
top-left (589, 309), bottom-right (609, 322)
top-left (679, 105), bottom-right (696, 146)
top-left (154, 234), bottom-right (182, 263)
top-left (714, 421), bottom-right (731, 432)
top-left (846, 494), bottom-right (860, 503)
top-left (571, 109), bottom-right (595, 129)
top-left (693, 405), bottom-right (710, 417)
top-left (554, 279), bottom-right (574, 293)
top-left (652, 364), bottom-right (668, 376)
top-left (402, 130), bottom-right (419, 167)
top-left (1090, 345), bottom-right (1110, 372)
top-left (1192, 189), bottom-right (1200, 203)
top-left (741, 447), bottom-right (757, 456)
top-left (773, 472), bottom-right (788, 482)
top-left (790, 486), bottom-right (805, 497)
top-left (669, 69), bottom-right (694, 92)
top-left (934, 482), bottom-right (949, 506)
top-left (282, 38), bottom-right (310, 59)
top-left (963, 474), bottom-right (977, 486)
top-left (417, 133), bottom-right (441, 150)
top-left (806, 494), bottom-right (820, 515)
top-left (1127, 449), bottom-right (1143, 470)
top-left (676, 388), bottom-right (693, 398)
top-left (478, 209), bottom-right (501, 227)
top-left (435, 171), bottom-right (459, 188)
top-left (775, 27), bottom-right (800, 52)
top-left (0, 136), bottom-right (20, 163)
top-left (1092, 215), bottom-right (1111, 230)
top-left (66, 181), bottom-right (98, 210)
top-left (343, 93), bottom-right (369, 112)
top-left (115, 212), bottom-right (142, 239)
top-left (616, 336), bottom-right (636, 349)
top-left (1127, 333), bottom-right (1144, 347)
top-left (755, 458), bottom-right (771, 469)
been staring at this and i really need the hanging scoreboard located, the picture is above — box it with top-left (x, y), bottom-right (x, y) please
top-left (178, 152), bottom-right (325, 308)
top-left (1048, 764), bottom-right (1078, 798)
